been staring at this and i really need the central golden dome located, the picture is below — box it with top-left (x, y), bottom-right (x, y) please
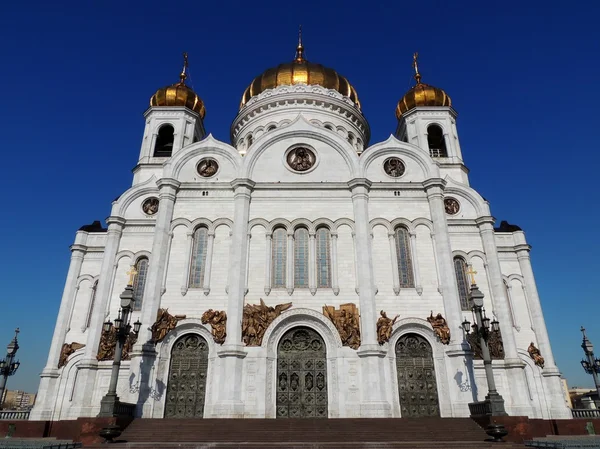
top-left (240, 39), bottom-right (360, 109)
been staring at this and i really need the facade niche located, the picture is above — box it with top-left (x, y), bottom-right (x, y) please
top-left (154, 125), bottom-right (175, 157)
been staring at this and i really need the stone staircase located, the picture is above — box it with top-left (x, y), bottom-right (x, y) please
top-left (86, 417), bottom-right (528, 448)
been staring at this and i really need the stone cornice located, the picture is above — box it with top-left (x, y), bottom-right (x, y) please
top-left (106, 216), bottom-right (126, 227)
top-left (422, 178), bottom-right (447, 190)
top-left (475, 216), bottom-right (496, 226)
top-left (230, 178), bottom-right (256, 191)
top-left (347, 178), bottom-right (372, 190)
top-left (400, 106), bottom-right (458, 120)
top-left (143, 106), bottom-right (201, 119)
top-left (156, 178), bottom-right (181, 190)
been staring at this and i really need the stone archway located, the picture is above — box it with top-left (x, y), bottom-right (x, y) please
top-left (276, 327), bottom-right (328, 418)
top-left (395, 333), bottom-right (440, 417)
top-left (164, 333), bottom-right (209, 418)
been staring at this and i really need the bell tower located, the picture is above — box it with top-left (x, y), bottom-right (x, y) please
top-left (395, 53), bottom-right (468, 185)
top-left (134, 53), bottom-right (206, 185)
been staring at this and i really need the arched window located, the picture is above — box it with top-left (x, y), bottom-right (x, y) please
top-left (267, 125), bottom-right (276, 132)
top-left (133, 257), bottom-right (149, 311)
top-left (85, 280), bottom-right (98, 329)
top-left (189, 227), bottom-right (209, 288)
top-left (271, 228), bottom-right (287, 288)
top-left (154, 125), bottom-right (175, 157)
top-left (316, 227), bottom-right (331, 288)
top-left (427, 124), bottom-right (447, 158)
top-left (395, 227), bottom-right (414, 288)
top-left (247, 134), bottom-right (253, 147)
top-left (294, 228), bottom-right (309, 288)
top-left (454, 257), bottom-right (470, 311)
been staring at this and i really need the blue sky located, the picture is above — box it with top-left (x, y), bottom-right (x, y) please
top-left (0, 1), bottom-right (599, 393)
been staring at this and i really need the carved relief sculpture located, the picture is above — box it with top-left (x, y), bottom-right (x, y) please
top-left (151, 308), bottom-right (187, 343)
top-left (201, 309), bottom-right (227, 344)
top-left (197, 158), bottom-right (219, 177)
top-left (142, 197), bottom-right (159, 215)
top-left (242, 299), bottom-right (292, 346)
top-left (96, 328), bottom-right (138, 361)
top-left (286, 147), bottom-right (315, 172)
top-left (383, 157), bottom-right (405, 177)
top-left (467, 324), bottom-right (505, 360)
top-left (323, 303), bottom-right (361, 349)
top-left (376, 310), bottom-right (398, 345)
top-left (444, 197), bottom-right (460, 215)
top-left (528, 342), bottom-right (545, 368)
top-left (427, 311), bottom-right (451, 345)
top-left (58, 342), bottom-right (85, 368)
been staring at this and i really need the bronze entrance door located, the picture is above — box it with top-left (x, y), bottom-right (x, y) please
top-left (395, 333), bottom-right (440, 417)
top-left (276, 327), bottom-right (328, 418)
top-left (164, 334), bottom-right (209, 418)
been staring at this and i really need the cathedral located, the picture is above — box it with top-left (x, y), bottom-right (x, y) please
top-left (31, 37), bottom-right (570, 421)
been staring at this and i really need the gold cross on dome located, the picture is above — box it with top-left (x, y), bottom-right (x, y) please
top-left (412, 52), bottom-right (422, 84)
top-left (466, 265), bottom-right (477, 285)
top-left (127, 265), bottom-right (138, 287)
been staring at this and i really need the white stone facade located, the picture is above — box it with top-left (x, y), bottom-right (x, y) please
top-left (31, 82), bottom-right (570, 421)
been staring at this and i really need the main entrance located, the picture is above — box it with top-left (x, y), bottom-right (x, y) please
top-left (395, 333), bottom-right (440, 417)
top-left (276, 327), bottom-right (328, 418)
top-left (164, 334), bottom-right (209, 418)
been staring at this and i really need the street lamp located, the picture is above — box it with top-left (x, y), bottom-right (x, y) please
top-left (462, 267), bottom-right (507, 417)
top-left (580, 326), bottom-right (600, 404)
top-left (0, 329), bottom-right (20, 410)
top-left (98, 267), bottom-right (142, 417)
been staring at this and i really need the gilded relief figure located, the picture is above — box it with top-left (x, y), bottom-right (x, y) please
top-left (242, 299), bottom-right (292, 346)
top-left (323, 303), bottom-right (361, 349)
top-left (467, 324), bottom-right (505, 360)
top-left (427, 311), bottom-right (451, 345)
top-left (528, 342), bottom-right (545, 368)
top-left (201, 309), bottom-right (227, 344)
top-left (376, 310), bottom-right (398, 345)
top-left (58, 342), bottom-right (85, 368)
top-left (97, 327), bottom-right (118, 361)
top-left (151, 308), bottom-right (187, 343)
top-left (122, 331), bottom-right (138, 360)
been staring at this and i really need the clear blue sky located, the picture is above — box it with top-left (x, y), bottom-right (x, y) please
top-left (1, 1), bottom-right (598, 394)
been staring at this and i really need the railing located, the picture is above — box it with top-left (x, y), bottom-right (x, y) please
top-left (571, 408), bottom-right (600, 418)
top-left (114, 401), bottom-right (136, 417)
top-left (0, 410), bottom-right (30, 420)
top-left (468, 400), bottom-right (492, 416)
top-left (525, 437), bottom-right (600, 448)
top-left (0, 442), bottom-right (82, 449)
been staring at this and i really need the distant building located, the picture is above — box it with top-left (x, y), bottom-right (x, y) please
top-left (569, 387), bottom-right (599, 410)
top-left (1, 390), bottom-right (37, 410)
top-left (561, 378), bottom-right (573, 408)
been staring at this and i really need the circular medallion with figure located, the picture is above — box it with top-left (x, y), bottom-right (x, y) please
top-left (286, 147), bottom-right (316, 172)
top-left (444, 197), bottom-right (460, 215)
top-left (197, 158), bottom-right (219, 178)
top-left (142, 197), bottom-right (159, 216)
top-left (383, 157), bottom-right (406, 177)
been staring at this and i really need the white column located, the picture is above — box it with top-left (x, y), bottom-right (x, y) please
top-left (160, 231), bottom-right (174, 296)
top-left (348, 178), bottom-right (390, 417)
top-left (388, 232), bottom-right (400, 295)
top-left (409, 231), bottom-right (423, 295)
top-left (181, 231), bottom-right (194, 296)
top-left (430, 232), bottom-right (442, 294)
top-left (264, 232), bottom-right (272, 296)
top-left (351, 232), bottom-right (359, 294)
top-left (203, 231), bottom-right (216, 295)
top-left (31, 238), bottom-right (87, 419)
top-left (286, 230), bottom-right (294, 295)
top-left (244, 232), bottom-right (251, 295)
top-left (330, 232), bottom-right (339, 296)
top-left (504, 283), bottom-right (520, 331)
top-left (309, 231), bottom-right (317, 295)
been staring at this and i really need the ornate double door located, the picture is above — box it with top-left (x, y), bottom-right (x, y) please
top-left (276, 327), bottom-right (328, 418)
top-left (164, 334), bottom-right (209, 418)
top-left (395, 333), bottom-right (440, 417)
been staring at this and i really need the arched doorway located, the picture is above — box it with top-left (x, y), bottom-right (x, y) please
top-left (395, 333), bottom-right (440, 417)
top-left (276, 327), bottom-right (328, 418)
top-left (164, 334), bottom-right (209, 418)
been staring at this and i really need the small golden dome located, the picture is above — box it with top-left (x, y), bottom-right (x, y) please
top-left (396, 53), bottom-right (451, 118)
top-left (150, 53), bottom-right (206, 119)
top-left (240, 32), bottom-right (360, 109)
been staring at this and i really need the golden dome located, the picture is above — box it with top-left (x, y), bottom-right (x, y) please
top-left (150, 53), bottom-right (206, 119)
top-left (395, 53), bottom-right (451, 118)
top-left (240, 35), bottom-right (360, 109)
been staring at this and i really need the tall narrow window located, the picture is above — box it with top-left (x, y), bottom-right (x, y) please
top-left (294, 228), bottom-right (309, 288)
top-left (316, 227), bottom-right (331, 288)
top-left (395, 227), bottom-right (414, 288)
top-left (271, 228), bottom-right (287, 288)
top-left (427, 124), bottom-right (447, 158)
top-left (133, 258), bottom-right (149, 311)
top-left (85, 280), bottom-right (98, 329)
top-left (189, 227), bottom-right (209, 288)
top-left (154, 125), bottom-right (175, 157)
top-left (454, 257), bottom-right (470, 311)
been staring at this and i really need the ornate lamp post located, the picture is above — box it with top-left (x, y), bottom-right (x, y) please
top-left (462, 267), bottom-right (507, 416)
top-left (98, 267), bottom-right (141, 417)
top-left (580, 326), bottom-right (600, 404)
top-left (0, 329), bottom-right (20, 410)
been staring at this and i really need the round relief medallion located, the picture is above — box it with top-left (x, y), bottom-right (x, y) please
top-left (383, 157), bottom-right (406, 177)
top-left (197, 158), bottom-right (219, 178)
top-left (286, 147), bottom-right (316, 172)
top-left (142, 197), bottom-right (159, 216)
top-left (444, 197), bottom-right (460, 215)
